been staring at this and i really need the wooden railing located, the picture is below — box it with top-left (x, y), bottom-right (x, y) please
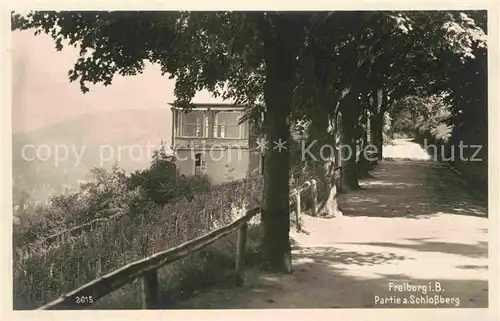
top-left (290, 179), bottom-right (318, 232)
top-left (20, 193), bottom-right (199, 258)
top-left (37, 179), bottom-right (318, 310)
top-left (18, 214), bottom-right (123, 260)
top-left (44, 214), bottom-right (120, 245)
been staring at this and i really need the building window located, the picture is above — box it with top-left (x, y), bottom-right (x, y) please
top-left (205, 112), bottom-right (209, 137)
top-left (214, 112), bottom-right (243, 139)
top-left (177, 109), bottom-right (249, 140)
top-left (194, 153), bottom-right (207, 175)
top-left (213, 114), bottom-right (218, 138)
top-left (180, 111), bottom-right (206, 138)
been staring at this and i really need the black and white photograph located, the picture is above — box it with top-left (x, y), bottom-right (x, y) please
top-left (4, 6), bottom-right (497, 317)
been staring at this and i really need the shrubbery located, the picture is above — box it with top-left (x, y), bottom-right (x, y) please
top-left (14, 143), bottom-right (212, 249)
top-left (13, 142), bottom-right (267, 308)
top-left (390, 94), bottom-right (487, 192)
top-left (13, 173), bottom-right (265, 309)
top-left (13, 138), bottom-right (319, 309)
top-left (13, 141), bottom-right (316, 309)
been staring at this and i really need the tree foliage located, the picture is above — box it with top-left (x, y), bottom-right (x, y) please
top-left (11, 10), bottom-right (488, 272)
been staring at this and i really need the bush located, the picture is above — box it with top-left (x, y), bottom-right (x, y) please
top-left (14, 176), bottom-right (264, 309)
top-left (401, 95), bottom-right (487, 193)
top-left (13, 139), bottom-right (315, 309)
top-left (14, 143), bottom-right (212, 250)
top-left (127, 145), bottom-right (212, 206)
top-left (13, 168), bottom-right (316, 309)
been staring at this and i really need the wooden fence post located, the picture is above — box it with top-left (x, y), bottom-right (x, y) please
top-left (295, 192), bottom-right (301, 232)
top-left (141, 270), bottom-right (159, 309)
top-left (311, 179), bottom-right (317, 217)
top-left (235, 223), bottom-right (248, 287)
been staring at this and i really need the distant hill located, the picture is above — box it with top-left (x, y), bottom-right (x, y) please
top-left (11, 30), bottom-right (235, 206)
top-left (12, 108), bottom-right (173, 204)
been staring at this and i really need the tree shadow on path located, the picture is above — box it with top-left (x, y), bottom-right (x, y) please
top-left (337, 239), bottom-right (488, 259)
top-left (338, 159), bottom-right (487, 219)
top-left (165, 140), bottom-right (489, 310)
top-left (167, 244), bottom-right (488, 309)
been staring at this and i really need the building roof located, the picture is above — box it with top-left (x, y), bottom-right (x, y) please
top-left (169, 102), bottom-right (248, 111)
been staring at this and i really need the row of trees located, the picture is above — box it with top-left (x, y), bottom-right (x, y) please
top-left (12, 10), bottom-right (487, 272)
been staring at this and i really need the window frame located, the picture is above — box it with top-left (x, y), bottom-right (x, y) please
top-left (178, 111), bottom-right (208, 138)
top-left (213, 111), bottom-right (245, 139)
top-left (194, 152), bottom-right (207, 175)
top-left (175, 108), bottom-right (249, 140)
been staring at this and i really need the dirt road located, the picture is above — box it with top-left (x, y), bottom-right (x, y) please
top-left (170, 139), bottom-right (489, 309)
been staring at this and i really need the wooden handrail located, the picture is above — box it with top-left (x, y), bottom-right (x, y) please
top-left (290, 179), bottom-right (315, 197)
top-left (42, 215), bottom-right (119, 245)
top-left (37, 179), bottom-right (318, 310)
top-left (19, 214), bottom-right (122, 260)
top-left (291, 179), bottom-right (318, 231)
top-left (24, 175), bottom-right (318, 254)
top-left (38, 207), bottom-right (260, 310)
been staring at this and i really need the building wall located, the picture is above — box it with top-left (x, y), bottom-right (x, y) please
top-left (176, 148), bottom-right (258, 185)
top-left (172, 105), bottom-right (263, 184)
top-left (175, 151), bottom-right (196, 177)
top-left (248, 150), bottom-right (262, 177)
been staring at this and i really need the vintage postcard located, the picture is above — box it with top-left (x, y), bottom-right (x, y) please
top-left (2, 2), bottom-right (499, 321)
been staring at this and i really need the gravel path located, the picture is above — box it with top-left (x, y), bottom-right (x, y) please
top-left (169, 139), bottom-right (488, 309)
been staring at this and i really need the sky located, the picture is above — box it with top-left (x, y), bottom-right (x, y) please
top-left (11, 30), bottom-right (229, 134)
top-left (10, 29), bottom-right (237, 202)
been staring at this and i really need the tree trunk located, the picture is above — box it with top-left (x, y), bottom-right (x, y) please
top-left (357, 107), bottom-right (373, 178)
top-left (377, 114), bottom-right (384, 160)
top-left (368, 88), bottom-right (388, 162)
top-left (260, 16), bottom-right (302, 273)
top-left (339, 93), bottom-right (362, 192)
top-left (334, 111), bottom-right (343, 192)
top-left (370, 112), bottom-right (384, 161)
top-left (306, 98), bottom-right (343, 218)
top-left (261, 81), bottom-right (293, 274)
top-left (357, 123), bottom-right (373, 178)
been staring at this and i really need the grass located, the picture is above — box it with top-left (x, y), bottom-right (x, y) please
top-left (13, 176), bottom-right (264, 309)
top-left (13, 171), bottom-right (316, 310)
top-left (13, 165), bottom-right (212, 254)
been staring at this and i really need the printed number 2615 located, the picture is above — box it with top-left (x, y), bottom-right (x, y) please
top-left (76, 296), bottom-right (94, 304)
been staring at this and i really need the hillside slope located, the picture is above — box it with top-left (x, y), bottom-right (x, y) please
top-left (12, 109), bottom-right (173, 204)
